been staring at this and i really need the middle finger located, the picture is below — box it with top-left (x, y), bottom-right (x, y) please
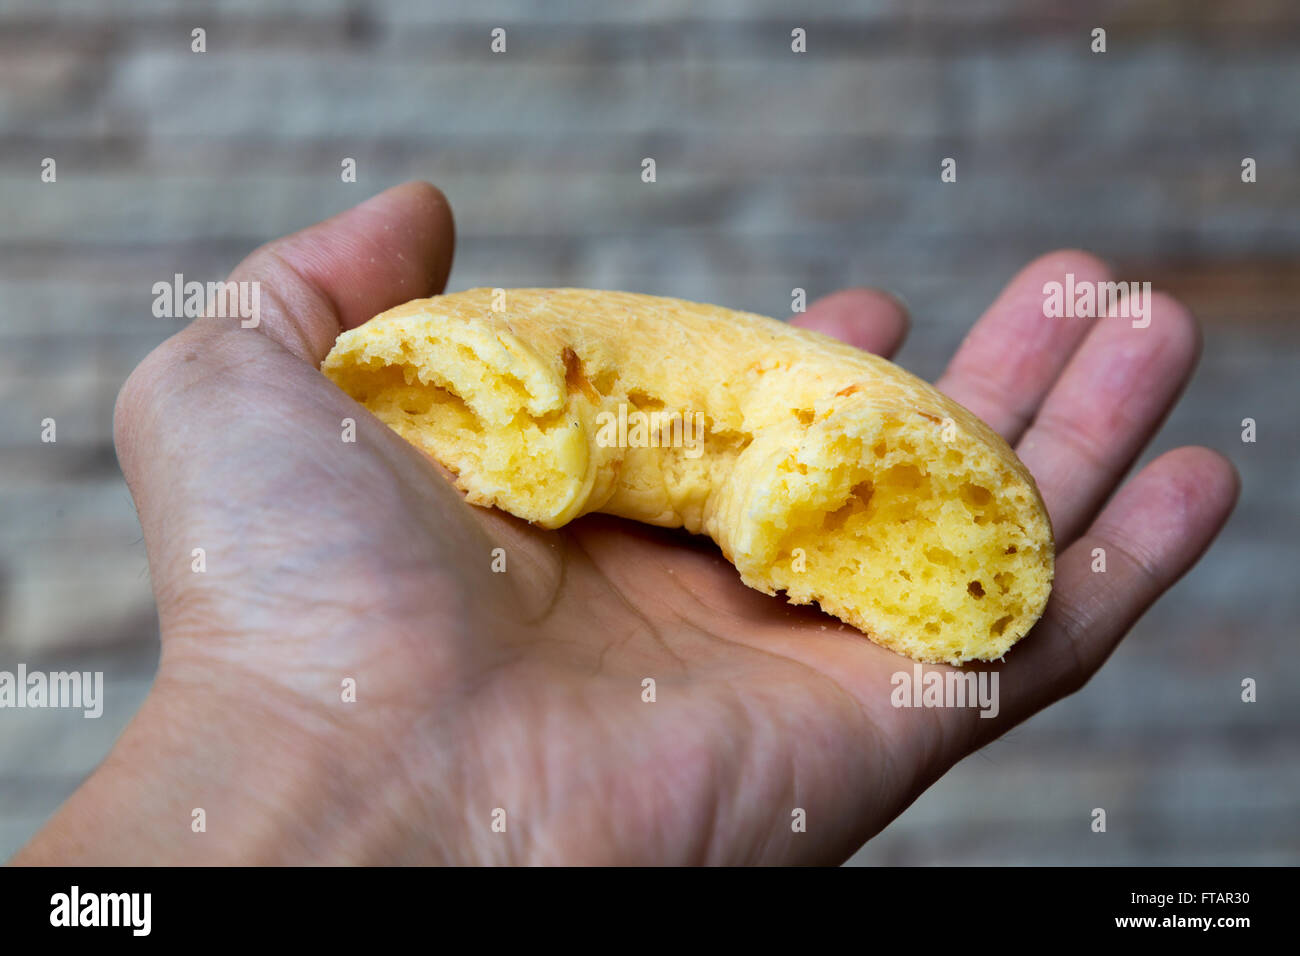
top-left (1015, 290), bottom-right (1202, 546)
top-left (936, 250), bottom-right (1110, 443)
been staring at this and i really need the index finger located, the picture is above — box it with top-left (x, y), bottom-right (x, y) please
top-left (935, 250), bottom-right (1110, 443)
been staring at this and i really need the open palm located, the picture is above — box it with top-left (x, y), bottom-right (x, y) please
top-left (17, 183), bottom-right (1236, 865)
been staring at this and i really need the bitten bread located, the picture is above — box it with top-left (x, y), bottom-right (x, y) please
top-left (322, 288), bottom-right (1054, 664)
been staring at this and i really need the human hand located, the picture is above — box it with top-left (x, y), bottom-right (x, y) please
top-left (15, 182), bottom-right (1237, 865)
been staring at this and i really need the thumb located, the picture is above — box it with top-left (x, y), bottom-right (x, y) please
top-left (115, 180), bottom-right (455, 484)
top-left (112, 183), bottom-right (462, 629)
top-left (226, 180), bottom-right (455, 364)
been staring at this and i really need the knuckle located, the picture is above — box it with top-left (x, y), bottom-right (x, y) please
top-left (113, 325), bottom-right (218, 470)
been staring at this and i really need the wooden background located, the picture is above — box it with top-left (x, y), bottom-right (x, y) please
top-left (1, 0), bottom-right (1297, 863)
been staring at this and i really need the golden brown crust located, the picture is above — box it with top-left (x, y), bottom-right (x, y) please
top-left (323, 288), bottom-right (1055, 663)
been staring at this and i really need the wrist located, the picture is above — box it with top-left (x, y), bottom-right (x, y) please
top-left (14, 661), bottom-right (437, 864)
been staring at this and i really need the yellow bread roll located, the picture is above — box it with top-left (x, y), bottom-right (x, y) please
top-left (322, 288), bottom-right (1054, 664)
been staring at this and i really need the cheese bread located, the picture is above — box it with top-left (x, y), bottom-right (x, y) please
top-left (322, 288), bottom-right (1054, 664)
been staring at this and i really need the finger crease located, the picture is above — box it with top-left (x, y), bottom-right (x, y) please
top-left (943, 366), bottom-right (1036, 438)
top-left (263, 248), bottom-right (346, 359)
top-left (1026, 412), bottom-right (1114, 476)
top-left (1089, 529), bottom-right (1164, 592)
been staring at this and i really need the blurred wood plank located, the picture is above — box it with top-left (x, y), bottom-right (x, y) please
top-left (0, 0), bottom-right (1296, 864)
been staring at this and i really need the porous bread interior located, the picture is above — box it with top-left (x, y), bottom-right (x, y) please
top-left (331, 351), bottom-right (587, 520)
top-left (748, 417), bottom-right (1051, 664)
top-left (325, 317), bottom-right (1052, 665)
